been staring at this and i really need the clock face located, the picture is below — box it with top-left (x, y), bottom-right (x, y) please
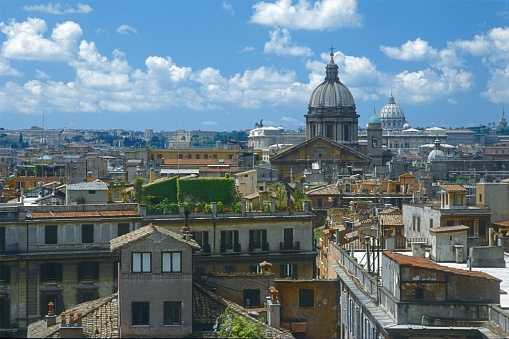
top-left (312, 144), bottom-right (330, 159)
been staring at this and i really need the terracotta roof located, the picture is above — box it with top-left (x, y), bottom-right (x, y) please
top-left (378, 207), bottom-right (403, 226)
top-left (28, 210), bottom-right (139, 219)
top-left (162, 159), bottom-right (237, 166)
top-left (383, 251), bottom-right (501, 282)
top-left (428, 225), bottom-right (470, 233)
top-left (493, 220), bottom-right (509, 228)
top-left (440, 184), bottom-right (467, 193)
top-left (110, 223), bottom-right (201, 251)
top-left (27, 294), bottom-right (119, 338)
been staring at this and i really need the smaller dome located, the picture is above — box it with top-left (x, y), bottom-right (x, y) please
top-left (369, 114), bottom-right (381, 124)
top-left (427, 149), bottom-right (445, 162)
top-left (403, 122), bottom-right (411, 129)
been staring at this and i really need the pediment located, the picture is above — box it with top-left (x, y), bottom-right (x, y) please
top-left (271, 135), bottom-right (371, 164)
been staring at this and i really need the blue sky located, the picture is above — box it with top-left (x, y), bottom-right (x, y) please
top-left (1, 0), bottom-right (509, 132)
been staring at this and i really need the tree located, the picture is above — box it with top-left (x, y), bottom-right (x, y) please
top-left (132, 176), bottom-right (146, 203)
top-left (215, 308), bottom-right (263, 339)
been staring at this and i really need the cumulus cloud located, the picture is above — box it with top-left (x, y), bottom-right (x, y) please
top-left (381, 38), bottom-right (438, 61)
top-left (116, 24), bottom-right (137, 35)
top-left (251, 0), bottom-right (362, 30)
top-left (23, 3), bottom-right (93, 14)
top-left (264, 27), bottom-right (312, 57)
top-left (0, 18), bottom-right (82, 61)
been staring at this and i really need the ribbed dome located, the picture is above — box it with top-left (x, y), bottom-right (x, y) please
top-left (379, 94), bottom-right (405, 131)
top-left (308, 53), bottom-right (355, 109)
top-left (380, 94), bottom-right (405, 119)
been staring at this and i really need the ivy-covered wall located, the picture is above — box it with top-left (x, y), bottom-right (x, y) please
top-left (142, 177), bottom-right (178, 203)
top-left (178, 178), bottom-right (237, 205)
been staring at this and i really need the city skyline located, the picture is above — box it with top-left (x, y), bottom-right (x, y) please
top-left (1, 0), bottom-right (509, 131)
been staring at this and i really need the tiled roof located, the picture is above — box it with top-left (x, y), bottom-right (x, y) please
top-left (378, 207), bottom-right (403, 226)
top-left (27, 210), bottom-right (139, 219)
top-left (428, 225), bottom-right (469, 233)
top-left (27, 294), bottom-right (119, 338)
top-left (440, 184), bottom-right (467, 193)
top-left (162, 159), bottom-right (237, 165)
top-left (383, 251), bottom-right (501, 282)
top-left (110, 223), bottom-right (201, 251)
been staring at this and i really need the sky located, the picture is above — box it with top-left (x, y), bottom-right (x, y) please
top-left (1, 0), bottom-right (509, 132)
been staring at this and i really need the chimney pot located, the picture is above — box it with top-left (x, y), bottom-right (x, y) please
top-left (60, 312), bottom-right (66, 325)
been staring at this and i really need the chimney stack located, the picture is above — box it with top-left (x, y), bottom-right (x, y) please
top-left (59, 311), bottom-right (84, 338)
top-left (45, 302), bottom-right (57, 328)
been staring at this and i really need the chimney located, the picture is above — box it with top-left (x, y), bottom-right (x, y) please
top-left (45, 302), bottom-right (57, 328)
top-left (86, 171), bottom-right (93, 182)
top-left (269, 201), bottom-right (275, 214)
top-left (267, 287), bottom-right (280, 329)
top-left (179, 203), bottom-right (185, 218)
top-left (259, 261), bottom-right (272, 273)
top-left (182, 210), bottom-right (190, 240)
top-left (59, 311), bottom-right (83, 338)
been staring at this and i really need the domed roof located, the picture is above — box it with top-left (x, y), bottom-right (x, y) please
top-left (380, 94), bottom-right (405, 119)
top-left (427, 138), bottom-right (446, 163)
top-left (309, 52), bottom-right (355, 109)
top-left (368, 110), bottom-right (381, 124)
top-left (403, 122), bottom-right (411, 130)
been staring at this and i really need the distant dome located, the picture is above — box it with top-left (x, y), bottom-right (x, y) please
top-left (427, 138), bottom-right (446, 163)
top-left (403, 122), bottom-right (411, 130)
top-left (379, 94), bottom-right (405, 131)
top-left (309, 54), bottom-right (355, 109)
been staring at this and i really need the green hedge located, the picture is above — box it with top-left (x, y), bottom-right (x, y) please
top-left (142, 177), bottom-right (178, 203)
top-left (178, 178), bottom-right (237, 205)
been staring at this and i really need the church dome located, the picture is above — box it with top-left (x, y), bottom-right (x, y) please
top-left (427, 138), bottom-right (446, 163)
top-left (309, 53), bottom-right (355, 109)
top-left (369, 113), bottom-right (381, 124)
top-left (379, 94), bottom-right (405, 131)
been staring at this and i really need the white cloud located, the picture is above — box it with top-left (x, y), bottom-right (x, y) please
top-left (380, 38), bottom-right (438, 62)
top-left (202, 120), bottom-right (218, 125)
top-left (251, 0), bottom-right (362, 30)
top-left (264, 27), bottom-right (312, 57)
top-left (222, 2), bottom-right (234, 15)
top-left (116, 24), bottom-right (138, 35)
top-left (23, 3), bottom-right (93, 14)
top-left (0, 18), bottom-right (82, 61)
top-left (0, 58), bottom-right (23, 77)
top-left (242, 46), bottom-right (255, 52)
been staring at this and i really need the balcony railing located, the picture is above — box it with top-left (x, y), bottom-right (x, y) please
top-left (279, 241), bottom-right (300, 252)
top-left (248, 241), bottom-right (269, 253)
top-left (220, 242), bottom-right (241, 254)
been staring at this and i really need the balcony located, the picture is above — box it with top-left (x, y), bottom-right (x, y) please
top-left (248, 241), bottom-right (269, 253)
top-left (220, 242), bottom-right (241, 254)
top-left (195, 243), bottom-right (211, 255)
top-left (279, 241), bottom-right (300, 252)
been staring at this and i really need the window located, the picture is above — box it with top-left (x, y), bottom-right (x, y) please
top-left (82, 224), bottom-right (94, 243)
top-left (45, 225), bottom-right (57, 244)
top-left (117, 223), bottom-right (130, 237)
top-left (317, 198), bottom-right (323, 208)
top-left (415, 287), bottom-right (424, 299)
top-left (249, 265), bottom-right (260, 273)
top-left (88, 190), bottom-right (96, 194)
top-left (220, 230), bottom-right (239, 253)
top-left (412, 216), bottom-right (416, 231)
top-left (77, 262), bottom-right (99, 280)
top-left (162, 252), bottom-right (181, 273)
top-left (40, 293), bottom-right (63, 319)
top-left (0, 266), bottom-right (10, 283)
top-left (132, 252), bottom-right (151, 273)
top-left (191, 231), bottom-right (210, 253)
top-left (40, 263), bottom-right (63, 282)
top-left (417, 217), bottom-right (421, 232)
top-left (429, 218), bottom-right (434, 229)
top-left (164, 301), bottom-right (181, 325)
top-left (112, 261), bottom-right (118, 280)
top-left (299, 288), bottom-right (314, 308)
top-left (77, 289), bottom-right (99, 303)
top-left (280, 263), bottom-right (296, 279)
top-left (249, 229), bottom-right (267, 251)
top-left (204, 154), bottom-right (208, 159)
top-left (244, 289), bottom-right (261, 308)
top-left (196, 154), bottom-right (200, 159)
top-left (132, 302), bottom-right (149, 325)
top-left (479, 194), bottom-right (483, 203)
top-left (0, 227), bottom-right (5, 254)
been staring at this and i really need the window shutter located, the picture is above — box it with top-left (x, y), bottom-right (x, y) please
top-left (293, 264), bottom-right (298, 278)
top-left (262, 230), bottom-right (267, 243)
top-left (280, 264), bottom-right (285, 277)
top-left (203, 231), bottom-right (209, 245)
top-left (234, 230), bottom-right (239, 243)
